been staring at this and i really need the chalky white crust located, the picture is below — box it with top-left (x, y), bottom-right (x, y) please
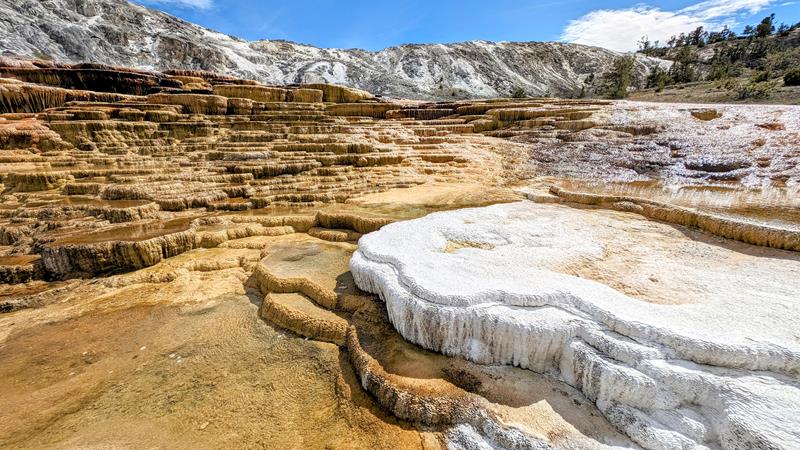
top-left (351, 201), bottom-right (800, 449)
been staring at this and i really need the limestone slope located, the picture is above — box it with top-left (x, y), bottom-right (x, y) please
top-left (350, 201), bottom-right (800, 449)
top-left (0, 0), bottom-right (662, 100)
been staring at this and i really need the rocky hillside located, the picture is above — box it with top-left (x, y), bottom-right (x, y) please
top-left (632, 16), bottom-right (800, 103)
top-left (0, 0), bottom-right (662, 100)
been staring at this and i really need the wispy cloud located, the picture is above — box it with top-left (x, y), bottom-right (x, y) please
top-left (561, 0), bottom-right (776, 52)
top-left (138, 0), bottom-right (214, 11)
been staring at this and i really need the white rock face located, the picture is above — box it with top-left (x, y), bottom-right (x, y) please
top-left (0, 0), bottom-right (663, 100)
top-left (350, 201), bottom-right (800, 449)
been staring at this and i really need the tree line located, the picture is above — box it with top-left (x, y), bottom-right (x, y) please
top-left (638, 14), bottom-right (799, 55)
top-left (512, 14), bottom-right (800, 100)
top-left (632, 13), bottom-right (800, 99)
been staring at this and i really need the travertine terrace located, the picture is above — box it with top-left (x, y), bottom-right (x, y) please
top-left (0, 59), bottom-right (612, 287)
top-left (2, 58), bottom-right (799, 449)
top-left (351, 202), bottom-right (800, 449)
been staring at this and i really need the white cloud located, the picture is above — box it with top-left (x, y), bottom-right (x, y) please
top-left (682, 0), bottom-right (773, 19)
top-left (561, 0), bottom-right (776, 52)
top-left (138, 0), bottom-right (214, 10)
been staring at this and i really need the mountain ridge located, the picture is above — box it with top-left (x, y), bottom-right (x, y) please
top-left (0, 0), bottom-right (664, 100)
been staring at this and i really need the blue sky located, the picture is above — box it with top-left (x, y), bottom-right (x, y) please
top-left (134, 0), bottom-right (800, 51)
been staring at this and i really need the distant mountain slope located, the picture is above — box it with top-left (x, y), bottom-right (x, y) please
top-left (0, 0), bottom-right (663, 100)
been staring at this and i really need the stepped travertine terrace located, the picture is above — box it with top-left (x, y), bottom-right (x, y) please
top-left (350, 202), bottom-right (800, 449)
top-left (0, 59), bottom-right (619, 284)
top-left (2, 58), bottom-right (799, 450)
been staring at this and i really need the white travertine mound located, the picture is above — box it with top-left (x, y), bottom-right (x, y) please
top-left (350, 201), bottom-right (800, 450)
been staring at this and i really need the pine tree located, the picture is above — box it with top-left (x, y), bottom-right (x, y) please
top-left (755, 14), bottom-right (776, 38)
top-left (600, 56), bottom-right (635, 99)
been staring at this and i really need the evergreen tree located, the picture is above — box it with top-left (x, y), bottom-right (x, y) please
top-left (668, 46), bottom-right (697, 83)
top-left (646, 65), bottom-right (672, 90)
top-left (755, 14), bottom-right (776, 38)
top-left (688, 26), bottom-right (708, 46)
top-left (600, 56), bottom-right (635, 99)
top-left (720, 26), bottom-right (736, 41)
top-left (638, 36), bottom-right (652, 53)
top-left (510, 86), bottom-right (527, 98)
